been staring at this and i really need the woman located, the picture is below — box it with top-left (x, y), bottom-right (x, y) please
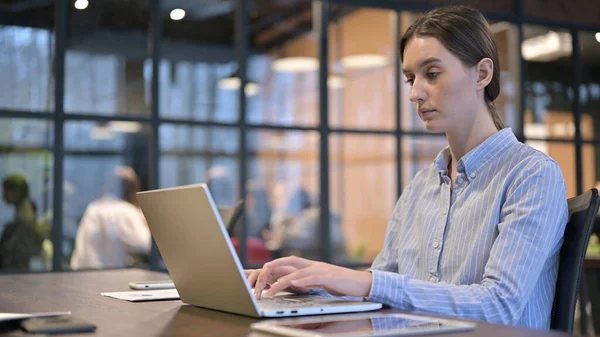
top-left (247, 5), bottom-right (568, 330)
top-left (0, 174), bottom-right (43, 270)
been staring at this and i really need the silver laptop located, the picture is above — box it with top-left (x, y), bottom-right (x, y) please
top-left (136, 183), bottom-right (382, 318)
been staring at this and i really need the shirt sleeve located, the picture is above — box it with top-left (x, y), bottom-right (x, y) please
top-left (366, 159), bottom-right (569, 326)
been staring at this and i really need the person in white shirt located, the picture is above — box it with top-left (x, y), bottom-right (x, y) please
top-left (70, 166), bottom-right (151, 270)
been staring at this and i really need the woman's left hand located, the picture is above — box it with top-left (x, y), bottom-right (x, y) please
top-left (254, 256), bottom-right (373, 299)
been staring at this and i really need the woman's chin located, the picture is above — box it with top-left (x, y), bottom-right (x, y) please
top-left (423, 120), bottom-right (446, 133)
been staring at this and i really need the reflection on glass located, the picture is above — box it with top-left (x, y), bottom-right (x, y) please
top-left (158, 0), bottom-right (240, 122)
top-left (159, 60), bottom-right (240, 123)
top-left (526, 141), bottom-right (577, 198)
top-left (580, 32), bottom-right (600, 140)
top-left (330, 134), bottom-right (396, 263)
top-left (247, 2), bottom-right (318, 127)
top-left (65, 1), bottom-right (150, 116)
top-left (329, 8), bottom-right (395, 130)
top-left (0, 26), bottom-right (53, 112)
top-left (0, 118), bottom-right (53, 272)
top-left (159, 125), bottom-right (239, 206)
top-left (64, 121), bottom-right (151, 270)
top-left (246, 130), bottom-right (319, 265)
top-left (247, 52), bottom-right (318, 126)
top-left (523, 26), bottom-right (573, 140)
top-left (401, 135), bottom-right (447, 189)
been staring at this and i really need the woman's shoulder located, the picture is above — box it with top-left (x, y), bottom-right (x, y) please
top-left (400, 163), bottom-right (440, 196)
top-left (509, 141), bottom-right (561, 171)
top-left (498, 142), bottom-right (565, 187)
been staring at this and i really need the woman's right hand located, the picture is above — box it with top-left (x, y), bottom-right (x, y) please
top-left (245, 265), bottom-right (312, 298)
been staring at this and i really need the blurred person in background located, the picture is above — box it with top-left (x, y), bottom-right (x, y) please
top-left (230, 182), bottom-right (271, 239)
top-left (0, 174), bottom-right (43, 270)
top-left (205, 166), bottom-right (234, 207)
top-left (263, 184), bottom-right (347, 262)
top-left (228, 182), bottom-right (274, 266)
top-left (70, 166), bottom-right (151, 270)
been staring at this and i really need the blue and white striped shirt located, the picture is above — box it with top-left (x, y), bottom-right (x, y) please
top-left (365, 128), bottom-right (569, 330)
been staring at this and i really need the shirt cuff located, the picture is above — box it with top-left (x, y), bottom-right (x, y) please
top-left (365, 269), bottom-right (406, 306)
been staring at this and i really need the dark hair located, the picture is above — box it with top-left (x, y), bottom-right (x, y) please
top-left (2, 174), bottom-right (30, 204)
top-left (104, 167), bottom-right (142, 206)
top-left (120, 174), bottom-right (141, 206)
top-left (400, 5), bottom-right (505, 131)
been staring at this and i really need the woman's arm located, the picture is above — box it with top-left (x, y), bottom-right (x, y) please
top-left (366, 159), bottom-right (568, 325)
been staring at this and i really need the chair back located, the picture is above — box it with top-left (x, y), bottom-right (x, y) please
top-left (551, 188), bottom-right (600, 332)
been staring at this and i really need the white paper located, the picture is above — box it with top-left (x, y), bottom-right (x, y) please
top-left (101, 289), bottom-right (180, 302)
top-left (0, 312), bottom-right (71, 322)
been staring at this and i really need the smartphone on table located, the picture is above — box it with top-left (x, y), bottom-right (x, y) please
top-left (128, 280), bottom-right (175, 290)
top-left (21, 315), bottom-right (96, 334)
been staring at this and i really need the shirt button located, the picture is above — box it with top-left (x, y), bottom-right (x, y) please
top-left (429, 276), bottom-right (438, 282)
top-left (470, 173), bottom-right (476, 179)
top-left (432, 241), bottom-right (440, 249)
top-left (456, 177), bottom-right (463, 184)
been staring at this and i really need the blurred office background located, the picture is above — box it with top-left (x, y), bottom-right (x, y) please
top-left (0, 0), bottom-right (599, 273)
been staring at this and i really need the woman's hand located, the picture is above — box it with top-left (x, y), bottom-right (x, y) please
top-left (245, 265), bottom-right (313, 298)
top-left (249, 256), bottom-right (373, 299)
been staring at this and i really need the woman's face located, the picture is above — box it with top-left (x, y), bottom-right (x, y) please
top-left (2, 188), bottom-right (13, 204)
top-left (402, 36), bottom-right (480, 133)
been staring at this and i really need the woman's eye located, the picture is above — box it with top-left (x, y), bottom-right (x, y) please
top-left (427, 72), bottom-right (439, 79)
top-left (404, 78), bottom-right (414, 85)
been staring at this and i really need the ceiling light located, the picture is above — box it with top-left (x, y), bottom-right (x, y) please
top-left (74, 0), bottom-right (88, 10)
top-left (328, 74), bottom-right (345, 89)
top-left (272, 57), bottom-right (318, 73)
top-left (341, 54), bottom-right (387, 69)
top-left (218, 77), bottom-right (241, 91)
top-left (521, 31), bottom-right (572, 61)
top-left (217, 77), bottom-right (261, 96)
top-left (596, 32), bottom-right (600, 43)
top-left (170, 8), bottom-right (186, 21)
top-left (244, 83), bottom-right (261, 96)
top-left (108, 121), bottom-right (142, 133)
top-left (90, 125), bottom-right (112, 140)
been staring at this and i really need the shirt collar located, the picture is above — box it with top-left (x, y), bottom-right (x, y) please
top-left (433, 128), bottom-right (518, 182)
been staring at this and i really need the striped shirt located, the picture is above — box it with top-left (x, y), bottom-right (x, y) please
top-left (365, 128), bottom-right (569, 330)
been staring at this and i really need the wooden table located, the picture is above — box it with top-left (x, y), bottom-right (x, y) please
top-left (0, 269), bottom-right (571, 337)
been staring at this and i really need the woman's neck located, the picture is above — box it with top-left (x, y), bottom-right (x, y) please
top-left (15, 199), bottom-right (28, 210)
top-left (446, 107), bottom-right (499, 167)
top-left (13, 199), bottom-right (35, 225)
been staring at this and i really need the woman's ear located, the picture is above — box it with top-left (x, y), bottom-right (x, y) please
top-left (476, 58), bottom-right (494, 90)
